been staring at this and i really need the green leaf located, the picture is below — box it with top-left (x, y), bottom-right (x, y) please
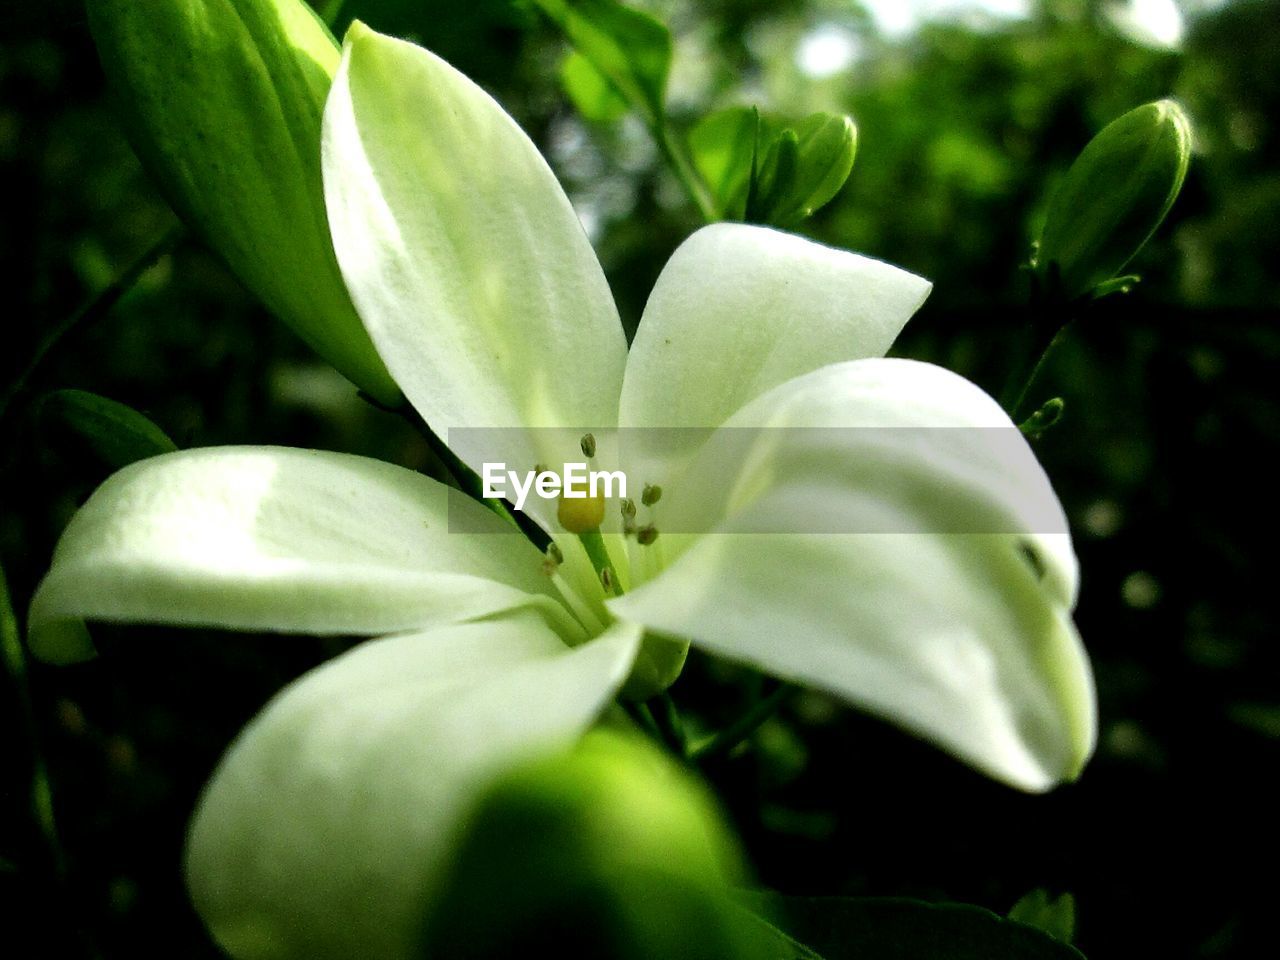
top-left (560, 50), bottom-right (629, 122)
top-left (1009, 889), bottom-right (1077, 944)
top-left (38, 389), bottom-right (177, 469)
top-left (689, 106), bottom-right (760, 219)
top-left (735, 906), bottom-right (826, 960)
top-left (531, 0), bottom-right (672, 123)
top-left (743, 895), bottom-right (1087, 960)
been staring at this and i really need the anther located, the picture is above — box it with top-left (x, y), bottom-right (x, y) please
top-left (579, 433), bottom-right (597, 458)
top-left (540, 542), bottom-right (563, 577)
top-left (636, 525), bottom-right (659, 546)
top-left (641, 484), bottom-right (663, 507)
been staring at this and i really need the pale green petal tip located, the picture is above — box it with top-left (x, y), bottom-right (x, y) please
top-left (27, 613), bottom-right (96, 665)
top-left (1019, 609), bottom-right (1098, 793)
top-left (340, 17), bottom-right (375, 48)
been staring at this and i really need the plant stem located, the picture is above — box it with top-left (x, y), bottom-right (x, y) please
top-left (0, 225), bottom-right (185, 426)
top-left (1, 565), bottom-right (66, 890)
top-left (578, 528), bottom-right (621, 595)
top-left (649, 690), bottom-right (687, 757)
top-left (533, 4), bottom-right (717, 223)
top-left (320, 0), bottom-right (349, 28)
top-left (1000, 321), bottom-right (1072, 421)
top-left (368, 396), bottom-right (529, 535)
top-left (651, 119), bottom-right (717, 223)
top-left (624, 700), bottom-right (664, 744)
top-left (692, 682), bottom-right (793, 762)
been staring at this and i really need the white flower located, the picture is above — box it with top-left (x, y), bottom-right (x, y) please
top-left (27, 22), bottom-right (1095, 960)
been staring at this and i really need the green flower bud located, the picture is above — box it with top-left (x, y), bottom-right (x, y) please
top-left (421, 731), bottom-right (768, 960)
top-left (1035, 99), bottom-right (1192, 301)
top-left (87, 0), bottom-right (400, 404)
top-left (747, 112), bottom-right (858, 228)
top-left (621, 631), bottom-right (688, 701)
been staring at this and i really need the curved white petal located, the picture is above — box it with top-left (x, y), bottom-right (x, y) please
top-left (28, 447), bottom-right (572, 663)
top-left (648, 358), bottom-right (1078, 604)
top-left (186, 614), bottom-right (641, 960)
top-left (612, 359), bottom-right (1095, 791)
top-left (618, 224), bottom-right (930, 484)
top-left (323, 23), bottom-right (627, 476)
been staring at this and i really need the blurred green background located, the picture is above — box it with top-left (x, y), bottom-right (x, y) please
top-left (2, 0), bottom-right (1277, 956)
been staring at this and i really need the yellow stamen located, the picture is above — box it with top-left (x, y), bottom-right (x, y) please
top-left (558, 479), bottom-right (605, 534)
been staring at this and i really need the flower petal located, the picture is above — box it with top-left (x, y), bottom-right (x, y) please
top-left (618, 224), bottom-right (930, 482)
top-left (612, 359), bottom-right (1095, 791)
top-left (186, 614), bottom-right (641, 960)
top-left (322, 23), bottom-right (627, 475)
top-left (28, 447), bottom-right (572, 663)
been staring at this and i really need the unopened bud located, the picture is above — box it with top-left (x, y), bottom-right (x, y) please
top-left (1036, 99), bottom-right (1191, 301)
top-left (87, 0), bottom-right (399, 403)
top-left (421, 732), bottom-right (769, 960)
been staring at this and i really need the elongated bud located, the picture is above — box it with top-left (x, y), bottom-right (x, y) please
top-left (621, 632), bottom-right (688, 701)
top-left (87, 0), bottom-right (400, 404)
top-left (1035, 99), bottom-right (1191, 301)
top-left (421, 732), bottom-right (769, 960)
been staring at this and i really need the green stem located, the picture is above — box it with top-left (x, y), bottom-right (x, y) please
top-left (651, 119), bottom-right (717, 223)
top-left (1000, 322), bottom-right (1072, 421)
top-left (0, 225), bottom-right (185, 426)
top-left (623, 700), bottom-right (664, 744)
top-left (649, 691), bottom-right (687, 757)
top-left (369, 397), bottom-right (524, 533)
top-left (320, 0), bottom-right (349, 28)
top-left (577, 528), bottom-right (621, 595)
top-left (0, 564), bottom-right (68, 891)
top-left (692, 682), bottom-right (792, 762)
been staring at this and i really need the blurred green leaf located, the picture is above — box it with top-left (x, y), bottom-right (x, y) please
top-left (560, 50), bottom-right (629, 122)
top-left (1009, 889), bottom-right (1077, 944)
top-left (38, 389), bottom-right (177, 469)
top-left (743, 895), bottom-right (1086, 959)
top-left (689, 106), bottom-right (760, 219)
top-left (530, 0), bottom-right (672, 123)
top-left (736, 907), bottom-right (826, 960)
